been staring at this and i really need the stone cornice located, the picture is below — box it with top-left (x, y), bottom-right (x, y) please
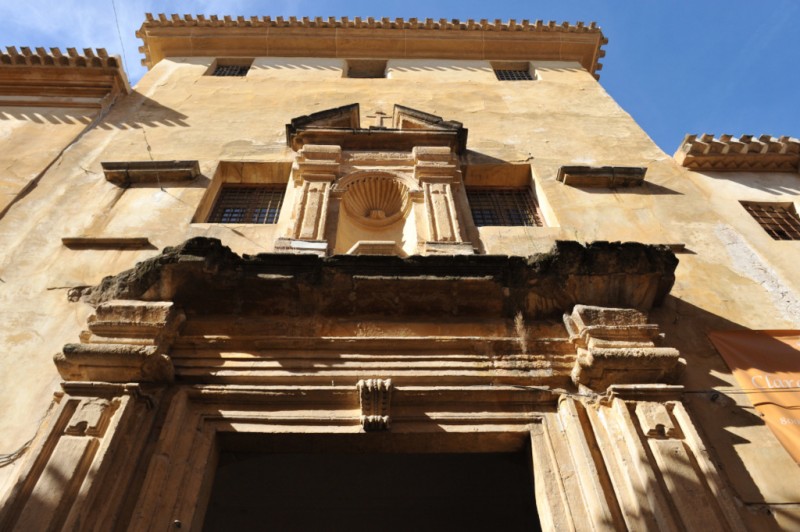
top-left (0, 46), bottom-right (130, 108)
top-left (75, 237), bottom-right (677, 319)
top-left (675, 134), bottom-right (800, 173)
top-left (136, 14), bottom-right (607, 77)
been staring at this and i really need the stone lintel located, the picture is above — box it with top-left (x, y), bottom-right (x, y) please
top-left (557, 165), bottom-right (647, 187)
top-left (289, 128), bottom-right (465, 154)
top-left (101, 160), bottom-right (200, 186)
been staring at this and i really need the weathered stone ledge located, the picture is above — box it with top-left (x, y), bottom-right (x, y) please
top-left (77, 237), bottom-right (677, 319)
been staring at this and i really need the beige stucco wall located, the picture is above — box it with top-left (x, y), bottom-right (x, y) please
top-left (0, 108), bottom-right (98, 214)
top-left (0, 55), bottom-right (798, 525)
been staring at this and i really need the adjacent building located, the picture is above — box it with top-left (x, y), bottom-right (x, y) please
top-left (0, 14), bottom-right (798, 530)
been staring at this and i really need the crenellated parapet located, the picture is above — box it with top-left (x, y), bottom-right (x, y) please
top-left (1, 46), bottom-right (121, 69)
top-left (675, 133), bottom-right (800, 172)
top-left (0, 46), bottom-right (130, 108)
top-left (136, 14), bottom-right (607, 77)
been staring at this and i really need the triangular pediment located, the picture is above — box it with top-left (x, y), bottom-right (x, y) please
top-left (392, 105), bottom-right (463, 132)
top-left (286, 103), bottom-right (360, 134)
top-left (286, 103), bottom-right (468, 153)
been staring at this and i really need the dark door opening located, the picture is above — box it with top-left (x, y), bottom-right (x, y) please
top-left (202, 434), bottom-right (540, 531)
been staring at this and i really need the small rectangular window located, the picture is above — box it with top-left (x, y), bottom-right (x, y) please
top-left (467, 188), bottom-right (543, 227)
top-left (212, 64), bottom-right (250, 77)
top-left (494, 69), bottom-right (533, 81)
top-left (741, 201), bottom-right (800, 240)
top-left (492, 62), bottom-right (534, 81)
top-left (207, 59), bottom-right (254, 77)
top-left (345, 60), bottom-right (387, 78)
top-left (209, 186), bottom-right (285, 224)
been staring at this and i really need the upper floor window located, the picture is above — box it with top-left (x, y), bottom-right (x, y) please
top-left (741, 201), bottom-right (800, 240)
top-left (208, 59), bottom-right (253, 77)
top-left (467, 188), bottom-right (543, 227)
top-left (492, 61), bottom-right (534, 81)
top-left (345, 60), bottom-right (387, 78)
top-left (209, 185), bottom-right (285, 224)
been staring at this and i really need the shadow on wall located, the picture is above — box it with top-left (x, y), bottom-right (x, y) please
top-left (697, 171), bottom-right (800, 196)
top-left (0, 93), bottom-right (189, 130)
top-left (652, 295), bottom-right (798, 529)
top-left (250, 62), bottom-right (340, 71)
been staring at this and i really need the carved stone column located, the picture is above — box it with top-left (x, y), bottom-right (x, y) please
top-left (277, 144), bottom-right (340, 255)
top-left (413, 146), bottom-right (473, 254)
top-left (542, 388), bottom-right (748, 531)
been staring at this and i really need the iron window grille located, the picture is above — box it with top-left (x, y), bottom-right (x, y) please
top-left (212, 64), bottom-right (250, 77)
top-left (494, 69), bottom-right (533, 81)
top-left (209, 186), bottom-right (285, 224)
top-left (741, 202), bottom-right (800, 240)
top-left (467, 188), bottom-right (543, 227)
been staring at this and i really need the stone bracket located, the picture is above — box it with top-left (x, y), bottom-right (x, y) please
top-left (357, 378), bottom-right (393, 431)
top-left (557, 165), bottom-right (646, 187)
top-left (55, 300), bottom-right (184, 383)
top-left (565, 305), bottom-right (683, 390)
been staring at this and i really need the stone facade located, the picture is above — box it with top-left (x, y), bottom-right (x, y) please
top-left (0, 14), bottom-right (798, 531)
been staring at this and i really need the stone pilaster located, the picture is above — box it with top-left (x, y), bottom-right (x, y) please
top-left (277, 144), bottom-right (341, 255)
top-left (414, 146), bottom-right (473, 253)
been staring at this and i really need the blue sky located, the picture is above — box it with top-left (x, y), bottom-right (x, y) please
top-left (2, 0), bottom-right (798, 153)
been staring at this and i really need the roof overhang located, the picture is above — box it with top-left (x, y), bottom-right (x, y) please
top-left (136, 14), bottom-right (607, 78)
top-left (0, 47), bottom-right (130, 109)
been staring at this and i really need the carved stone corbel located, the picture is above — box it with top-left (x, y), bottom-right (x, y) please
top-left (54, 300), bottom-right (184, 383)
top-left (565, 305), bottom-right (683, 390)
top-left (357, 378), bottom-right (393, 431)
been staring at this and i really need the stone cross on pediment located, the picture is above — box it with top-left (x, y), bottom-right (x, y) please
top-left (365, 110), bottom-right (391, 128)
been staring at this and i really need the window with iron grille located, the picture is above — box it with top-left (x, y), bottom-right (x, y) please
top-left (494, 69), bottom-right (533, 81)
top-left (212, 64), bottom-right (250, 77)
top-left (467, 188), bottom-right (543, 227)
top-left (209, 186), bottom-right (285, 224)
top-left (741, 201), bottom-right (800, 240)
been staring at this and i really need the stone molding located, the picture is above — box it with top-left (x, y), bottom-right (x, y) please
top-left (557, 165), bottom-right (647, 187)
top-left (357, 379), bottom-right (393, 431)
top-left (565, 305), bottom-right (682, 390)
top-left (55, 300), bottom-right (185, 383)
top-left (101, 160), bottom-right (200, 186)
top-left (136, 14), bottom-right (606, 77)
top-left (287, 105), bottom-right (468, 153)
top-left (0, 46), bottom-right (130, 108)
top-left (675, 133), bottom-right (800, 172)
top-left (74, 237), bottom-right (679, 319)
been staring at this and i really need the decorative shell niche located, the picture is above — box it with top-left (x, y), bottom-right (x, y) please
top-left (334, 174), bottom-right (418, 256)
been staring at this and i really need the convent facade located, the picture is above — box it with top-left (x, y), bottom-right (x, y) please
top-left (0, 14), bottom-right (799, 530)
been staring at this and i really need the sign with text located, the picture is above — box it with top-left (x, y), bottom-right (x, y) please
top-left (709, 330), bottom-right (800, 463)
